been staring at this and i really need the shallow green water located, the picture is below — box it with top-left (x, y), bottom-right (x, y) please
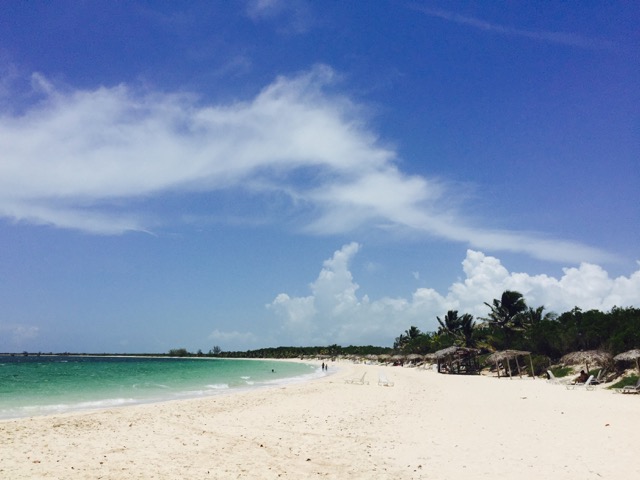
top-left (0, 355), bottom-right (319, 419)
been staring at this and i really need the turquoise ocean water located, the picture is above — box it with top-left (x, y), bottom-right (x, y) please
top-left (0, 355), bottom-right (320, 419)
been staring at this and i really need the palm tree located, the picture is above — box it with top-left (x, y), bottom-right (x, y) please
top-left (437, 310), bottom-right (462, 335)
top-left (394, 326), bottom-right (423, 352)
top-left (437, 310), bottom-right (476, 347)
top-left (405, 326), bottom-right (422, 340)
top-left (522, 306), bottom-right (557, 328)
top-left (483, 290), bottom-right (528, 347)
top-left (393, 333), bottom-right (407, 350)
top-left (459, 313), bottom-right (476, 347)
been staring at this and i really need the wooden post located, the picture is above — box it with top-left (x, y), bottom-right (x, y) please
top-left (528, 354), bottom-right (535, 379)
top-left (515, 355), bottom-right (522, 378)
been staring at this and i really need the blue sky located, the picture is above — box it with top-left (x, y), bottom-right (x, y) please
top-left (1, 1), bottom-right (638, 353)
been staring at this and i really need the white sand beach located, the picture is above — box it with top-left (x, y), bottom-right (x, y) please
top-left (1, 361), bottom-right (638, 479)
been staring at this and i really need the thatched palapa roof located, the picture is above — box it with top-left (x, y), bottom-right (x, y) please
top-left (485, 349), bottom-right (531, 363)
top-left (613, 349), bottom-right (640, 371)
top-left (433, 346), bottom-right (480, 375)
top-left (560, 350), bottom-right (612, 373)
top-left (486, 350), bottom-right (534, 379)
top-left (613, 349), bottom-right (640, 361)
top-left (434, 346), bottom-right (479, 360)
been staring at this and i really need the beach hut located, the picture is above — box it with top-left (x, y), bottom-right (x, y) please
top-left (422, 353), bottom-right (437, 370)
top-left (405, 354), bottom-right (423, 366)
top-left (613, 349), bottom-right (640, 372)
top-left (486, 350), bottom-right (535, 379)
top-left (377, 354), bottom-right (392, 364)
top-left (560, 350), bottom-right (612, 374)
top-left (391, 354), bottom-right (405, 366)
top-left (424, 353), bottom-right (437, 363)
top-left (434, 346), bottom-right (480, 374)
top-left (364, 354), bottom-right (378, 364)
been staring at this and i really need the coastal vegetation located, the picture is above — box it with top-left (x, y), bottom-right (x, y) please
top-left (204, 291), bottom-right (640, 377)
top-left (168, 348), bottom-right (189, 357)
top-left (33, 291), bottom-right (632, 372)
top-left (609, 374), bottom-right (639, 389)
top-left (391, 292), bottom-right (639, 360)
top-left (213, 344), bottom-right (393, 359)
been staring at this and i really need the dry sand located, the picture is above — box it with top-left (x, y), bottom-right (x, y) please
top-left (1, 361), bottom-right (638, 479)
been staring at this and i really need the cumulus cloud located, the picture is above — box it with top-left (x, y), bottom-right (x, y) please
top-left (268, 242), bottom-right (381, 345)
top-left (267, 244), bottom-right (640, 347)
top-left (0, 66), bottom-right (615, 263)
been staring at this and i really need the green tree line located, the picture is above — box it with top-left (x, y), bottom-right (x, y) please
top-left (213, 344), bottom-right (393, 359)
top-left (167, 344), bottom-right (393, 359)
top-left (170, 291), bottom-right (638, 363)
top-left (393, 290), bottom-right (640, 361)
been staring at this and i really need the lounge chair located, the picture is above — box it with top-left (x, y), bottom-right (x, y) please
top-left (378, 371), bottom-right (394, 387)
top-left (584, 375), bottom-right (598, 390)
top-left (592, 369), bottom-right (608, 385)
top-left (547, 370), bottom-right (571, 385)
top-left (566, 375), bottom-right (595, 390)
top-left (592, 369), bottom-right (603, 384)
top-left (345, 372), bottom-right (369, 385)
top-left (613, 378), bottom-right (640, 394)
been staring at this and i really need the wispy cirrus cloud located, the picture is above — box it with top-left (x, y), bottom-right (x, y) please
top-left (0, 66), bottom-right (615, 264)
top-left (414, 6), bottom-right (616, 50)
top-left (245, 0), bottom-right (314, 34)
top-left (208, 329), bottom-right (259, 346)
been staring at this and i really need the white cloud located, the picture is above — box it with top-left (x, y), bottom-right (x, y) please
top-left (0, 323), bottom-right (40, 349)
top-left (268, 242), bottom-right (399, 346)
top-left (246, 0), bottom-right (286, 19)
top-left (245, 0), bottom-right (313, 34)
top-left (414, 6), bottom-right (615, 50)
top-left (0, 67), bottom-right (615, 263)
top-left (270, 293), bottom-right (316, 333)
top-left (267, 245), bottom-right (640, 347)
top-left (208, 328), bottom-right (259, 345)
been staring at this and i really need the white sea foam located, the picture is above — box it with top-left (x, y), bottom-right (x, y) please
top-left (0, 397), bottom-right (138, 420)
top-left (206, 383), bottom-right (230, 390)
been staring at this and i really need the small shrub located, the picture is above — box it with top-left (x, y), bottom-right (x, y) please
top-left (530, 355), bottom-right (551, 376)
top-left (479, 354), bottom-right (493, 370)
top-left (550, 366), bottom-right (573, 378)
top-left (168, 348), bottom-right (189, 357)
top-left (608, 375), bottom-right (638, 390)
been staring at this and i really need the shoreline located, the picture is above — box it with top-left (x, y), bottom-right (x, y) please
top-left (0, 356), bottom-right (325, 421)
top-left (2, 361), bottom-right (638, 479)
